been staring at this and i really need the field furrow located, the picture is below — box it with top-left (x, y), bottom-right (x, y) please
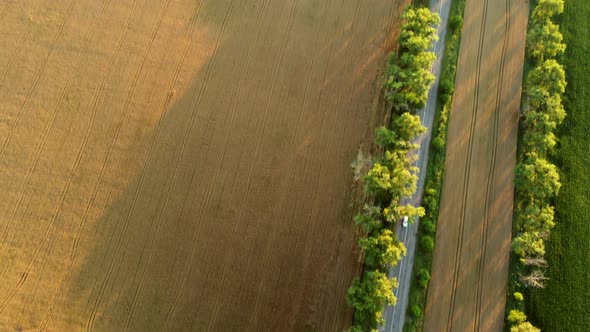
top-left (0, 1), bottom-right (408, 330)
top-left (424, 0), bottom-right (528, 331)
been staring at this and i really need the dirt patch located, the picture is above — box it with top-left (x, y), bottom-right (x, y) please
top-left (0, 0), bottom-right (408, 330)
top-left (423, 0), bottom-right (528, 331)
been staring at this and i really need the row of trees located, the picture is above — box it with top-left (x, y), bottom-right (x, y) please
top-left (346, 7), bottom-right (439, 331)
top-left (513, 0), bottom-right (565, 286)
top-left (508, 0), bottom-right (566, 331)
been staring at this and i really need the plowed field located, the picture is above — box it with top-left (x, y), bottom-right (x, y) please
top-left (0, 0), bottom-right (407, 330)
top-left (424, 0), bottom-right (528, 331)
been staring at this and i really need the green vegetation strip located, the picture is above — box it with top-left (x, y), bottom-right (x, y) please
top-left (506, 0), bottom-right (569, 331)
top-left (401, 1), bottom-right (466, 331)
top-left (526, 0), bottom-right (590, 330)
top-left (346, 7), bottom-right (440, 332)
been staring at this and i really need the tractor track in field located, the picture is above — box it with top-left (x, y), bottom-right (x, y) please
top-left (446, 0), bottom-right (489, 327)
top-left (0, 1), bottom-right (408, 330)
top-left (425, 0), bottom-right (528, 331)
top-left (474, 0), bottom-right (510, 329)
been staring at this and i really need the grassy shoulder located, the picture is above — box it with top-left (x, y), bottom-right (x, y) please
top-left (528, 0), bottom-right (590, 330)
top-left (402, 0), bottom-right (466, 331)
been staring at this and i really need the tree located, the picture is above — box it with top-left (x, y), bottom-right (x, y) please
top-left (383, 203), bottom-right (425, 224)
top-left (525, 86), bottom-right (566, 125)
top-left (385, 8), bottom-right (440, 112)
top-left (527, 59), bottom-right (566, 97)
top-left (354, 204), bottom-right (383, 233)
top-left (531, 0), bottom-right (564, 23)
top-left (399, 7), bottom-right (440, 51)
top-left (421, 218), bottom-right (436, 235)
top-left (516, 203), bottom-right (555, 234)
top-left (510, 322), bottom-right (541, 332)
top-left (543, 93), bottom-right (566, 124)
top-left (392, 112), bottom-right (426, 143)
top-left (520, 269), bottom-right (549, 288)
top-left (508, 310), bottom-right (528, 325)
top-left (375, 113), bottom-right (425, 152)
top-left (366, 163), bottom-right (394, 195)
top-left (386, 54), bottom-right (436, 111)
top-left (375, 126), bottom-right (397, 150)
top-left (439, 77), bottom-right (454, 104)
top-left (512, 231), bottom-right (545, 257)
top-left (523, 256), bottom-right (548, 268)
top-left (522, 111), bottom-right (557, 155)
top-left (515, 154), bottom-right (561, 203)
top-left (527, 20), bottom-right (566, 61)
top-left (366, 150), bottom-right (419, 201)
top-left (359, 229), bottom-right (406, 269)
top-left (400, 32), bottom-right (435, 54)
top-left (449, 14), bottom-right (463, 32)
top-left (349, 325), bottom-right (364, 332)
top-left (347, 271), bottom-right (397, 329)
top-left (420, 235), bottom-right (435, 253)
top-left (417, 268), bottom-right (430, 289)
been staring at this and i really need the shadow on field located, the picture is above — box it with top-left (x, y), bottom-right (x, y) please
top-left (53, 0), bottom-right (408, 331)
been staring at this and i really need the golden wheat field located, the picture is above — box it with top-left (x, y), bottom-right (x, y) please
top-left (0, 0), bottom-right (407, 330)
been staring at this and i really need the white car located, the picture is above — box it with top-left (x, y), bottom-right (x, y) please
top-left (402, 216), bottom-right (409, 228)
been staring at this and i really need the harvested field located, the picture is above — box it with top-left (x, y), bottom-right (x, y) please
top-left (0, 0), bottom-right (408, 330)
top-left (424, 0), bottom-right (528, 331)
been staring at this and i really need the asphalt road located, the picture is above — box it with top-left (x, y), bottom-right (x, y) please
top-left (381, 0), bottom-right (451, 331)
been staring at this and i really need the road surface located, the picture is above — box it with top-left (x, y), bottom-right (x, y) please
top-left (381, 0), bottom-right (451, 331)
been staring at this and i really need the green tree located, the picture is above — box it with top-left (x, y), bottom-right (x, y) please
top-left (359, 229), bottom-right (406, 269)
top-left (386, 55), bottom-right (436, 111)
top-left (375, 126), bottom-right (397, 150)
top-left (383, 203), bottom-right (425, 224)
top-left (512, 231), bottom-right (545, 257)
top-left (527, 20), bottom-right (566, 61)
top-left (385, 8), bottom-right (440, 112)
top-left (527, 59), bottom-right (566, 97)
top-left (449, 14), bottom-right (463, 32)
top-left (507, 309), bottom-right (528, 325)
top-left (517, 203), bottom-right (555, 234)
top-left (522, 110), bottom-right (557, 154)
top-left (349, 325), bottom-right (364, 332)
top-left (410, 304), bottom-right (422, 319)
top-left (392, 112), bottom-right (426, 143)
top-left (354, 204), bottom-right (383, 233)
top-left (366, 163), bottom-right (394, 195)
top-left (399, 7), bottom-right (440, 45)
top-left (420, 235), bottom-right (435, 253)
top-left (526, 86), bottom-right (566, 125)
top-left (510, 322), bottom-right (541, 332)
top-left (347, 271), bottom-right (397, 329)
top-left (417, 268), bottom-right (430, 289)
top-left (515, 154), bottom-right (561, 203)
top-left (366, 150), bottom-right (419, 201)
top-left (532, 0), bottom-right (564, 23)
top-left (421, 218), bottom-right (436, 235)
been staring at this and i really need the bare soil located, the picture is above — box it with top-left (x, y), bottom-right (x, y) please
top-left (424, 0), bottom-right (528, 331)
top-left (0, 0), bottom-right (407, 330)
